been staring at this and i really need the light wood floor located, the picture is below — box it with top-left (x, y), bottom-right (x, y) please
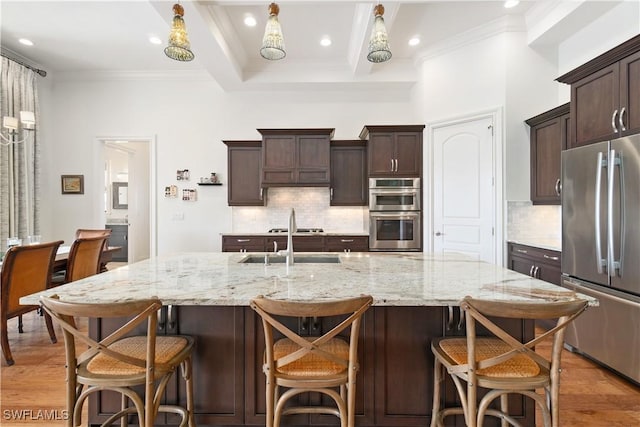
top-left (1, 314), bottom-right (639, 426)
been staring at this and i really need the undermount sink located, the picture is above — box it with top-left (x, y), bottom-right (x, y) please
top-left (240, 255), bottom-right (341, 264)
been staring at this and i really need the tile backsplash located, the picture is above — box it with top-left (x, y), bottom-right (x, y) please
top-left (507, 201), bottom-right (561, 247)
top-left (231, 187), bottom-right (368, 233)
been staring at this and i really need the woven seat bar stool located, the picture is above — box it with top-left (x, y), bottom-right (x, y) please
top-left (430, 296), bottom-right (589, 427)
top-left (1, 240), bottom-right (64, 365)
top-left (40, 296), bottom-right (195, 427)
top-left (250, 295), bottom-right (373, 427)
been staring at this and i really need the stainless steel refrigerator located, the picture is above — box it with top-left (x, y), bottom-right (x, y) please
top-left (561, 134), bottom-right (640, 384)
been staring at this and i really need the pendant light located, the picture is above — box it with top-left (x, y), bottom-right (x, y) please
top-left (165, 3), bottom-right (195, 62)
top-left (367, 4), bottom-right (392, 63)
top-left (260, 3), bottom-right (286, 60)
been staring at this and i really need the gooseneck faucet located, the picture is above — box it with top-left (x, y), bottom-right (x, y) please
top-left (275, 208), bottom-right (297, 267)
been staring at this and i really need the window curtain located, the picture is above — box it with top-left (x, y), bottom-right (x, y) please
top-left (0, 57), bottom-right (41, 247)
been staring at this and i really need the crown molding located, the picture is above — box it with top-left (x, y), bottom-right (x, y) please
top-left (413, 15), bottom-right (526, 65)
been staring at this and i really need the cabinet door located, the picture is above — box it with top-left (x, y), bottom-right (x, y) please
top-left (530, 118), bottom-right (562, 204)
top-left (297, 135), bottom-right (330, 184)
top-left (620, 50), bottom-right (640, 137)
top-left (394, 133), bottom-right (422, 177)
top-left (374, 307), bottom-right (443, 426)
top-left (508, 255), bottom-right (533, 277)
top-left (330, 144), bottom-right (367, 206)
top-left (228, 145), bottom-right (264, 206)
top-left (570, 63), bottom-right (620, 147)
top-left (535, 261), bottom-right (562, 286)
top-left (368, 134), bottom-right (395, 177)
top-left (292, 235), bottom-right (325, 252)
top-left (106, 225), bottom-right (128, 261)
top-left (262, 136), bottom-right (296, 184)
top-left (168, 306), bottom-right (245, 426)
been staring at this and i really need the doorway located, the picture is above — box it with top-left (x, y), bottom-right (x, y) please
top-left (97, 137), bottom-right (156, 263)
top-left (427, 110), bottom-right (503, 264)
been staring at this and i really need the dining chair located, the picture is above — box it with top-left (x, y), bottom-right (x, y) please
top-left (430, 295), bottom-right (589, 427)
top-left (0, 240), bottom-right (64, 365)
top-left (75, 228), bottom-right (112, 249)
top-left (40, 295), bottom-right (195, 427)
top-left (51, 235), bottom-right (110, 287)
top-left (250, 294), bottom-right (373, 427)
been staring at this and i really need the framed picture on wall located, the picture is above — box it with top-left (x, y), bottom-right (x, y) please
top-left (61, 175), bottom-right (84, 194)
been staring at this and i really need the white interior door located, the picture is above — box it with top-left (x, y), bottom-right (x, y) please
top-left (432, 116), bottom-right (495, 262)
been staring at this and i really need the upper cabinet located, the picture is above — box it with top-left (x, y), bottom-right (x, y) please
top-left (258, 128), bottom-right (334, 186)
top-left (223, 140), bottom-right (265, 206)
top-left (330, 140), bottom-right (367, 206)
top-left (557, 35), bottom-right (640, 148)
top-left (525, 103), bottom-right (569, 205)
top-left (359, 125), bottom-right (425, 177)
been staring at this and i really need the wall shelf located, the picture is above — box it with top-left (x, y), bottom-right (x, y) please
top-left (197, 182), bottom-right (223, 186)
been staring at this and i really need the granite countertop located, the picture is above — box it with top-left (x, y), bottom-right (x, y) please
top-left (21, 252), bottom-right (593, 307)
top-left (508, 240), bottom-right (562, 252)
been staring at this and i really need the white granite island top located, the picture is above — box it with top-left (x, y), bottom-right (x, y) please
top-left (21, 252), bottom-right (592, 307)
top-left (20, 252), bottom-right (595, 306)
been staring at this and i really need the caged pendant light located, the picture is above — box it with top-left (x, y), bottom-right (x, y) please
top-left (165, 3), bottom-right (195, 62)
top-left (260, 3), bottom-right (286, 60)
top-left (367, 4), bottom-right (392, 63)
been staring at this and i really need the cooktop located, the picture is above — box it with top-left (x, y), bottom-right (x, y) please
top-left (268, 228), bottom-right (324, 233)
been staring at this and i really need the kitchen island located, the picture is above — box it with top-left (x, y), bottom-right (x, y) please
top-left (21, 252), bottom-right (590, 427)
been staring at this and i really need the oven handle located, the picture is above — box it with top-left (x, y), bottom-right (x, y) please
top-left (370, 212), bottom-right (420, 218)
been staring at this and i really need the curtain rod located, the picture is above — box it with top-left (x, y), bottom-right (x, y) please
top-left (1, 52), bottom-right (47, 77)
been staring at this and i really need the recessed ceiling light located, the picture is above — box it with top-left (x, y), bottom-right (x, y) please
top-left (18, 38), bottom-right (34, 46)
top-left (149, 36), bottom-right (162, 45)
top-left (504, 0), bottom-right (520, 8)
top-left (244, 15), bottom-right (257, 27)
top-left (320, 37), bottom-right (332, 47)
top-left (408, 37), bottom-right (420, 47)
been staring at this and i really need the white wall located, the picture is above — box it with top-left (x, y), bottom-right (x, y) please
top-left (557, 1), bottom-right (640, 102)
top-left (41, 76), bottom-right (415, 254)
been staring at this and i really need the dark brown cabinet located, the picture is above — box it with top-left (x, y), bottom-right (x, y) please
top-left (507, 242), bottom-right (561, 286)
top-left (325, 235), bottom-right (369, 252)
top-left (224, 140), bottom-right (265, 206)
top-left (223, 235), bottom-right (369, 253)
top-left (259, 129), bottom-right (334, 186)
top-left (359, 125), bottom-right (424, 177)
top-left (525, 103), bottom-right (569, 205)
top-left (557, 35), bottom-right (640, 148)
top-left (330, 140), bottom-right (367, 206)
top-left (222, 236), bottom-right (266, 252)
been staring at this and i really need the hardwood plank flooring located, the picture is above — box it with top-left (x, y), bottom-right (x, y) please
top-left (1, 315), bottom-right (639, 426)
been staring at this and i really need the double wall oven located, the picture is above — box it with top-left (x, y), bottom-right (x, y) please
top-left (369, 178), bottom-right (421, 251)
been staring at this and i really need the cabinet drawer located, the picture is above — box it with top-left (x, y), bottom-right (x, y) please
top-left (508, 243), bottom-right (560, 264)
top-left (326, 236), bottom-right (369, 252)
top-left (222, 236), bottom-right (266, 252)
top-left (266, 236), bottom-right (325, 252)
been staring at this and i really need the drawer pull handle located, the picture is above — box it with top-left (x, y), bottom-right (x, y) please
top-left (237, 239), bottom-right (250, 243)
top-left (341, 239), bottom-right (354, 243)
top-left (516, 249), bottom-right (528, 254)
top-left (543, 254), bottom-right (559, 261)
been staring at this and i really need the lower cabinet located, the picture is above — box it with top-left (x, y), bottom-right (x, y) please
top-left (105, 224), bottom-right (128, 261)
top-left (222, 235), bottom-right (369, 253)
top-left (89, 306), bottom-right (534, 427)
top-left (507, 242), bottom-right (561, 285)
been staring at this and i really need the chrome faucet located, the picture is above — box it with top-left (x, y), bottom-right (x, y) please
top-left (277, 208), bottom-right (297, 266)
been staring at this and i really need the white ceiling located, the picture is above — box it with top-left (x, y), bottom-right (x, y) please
top-left (0, 1), bottom-right (621, 91)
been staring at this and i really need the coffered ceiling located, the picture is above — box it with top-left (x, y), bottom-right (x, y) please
top-left (0, 1), bottom-right (623, 91)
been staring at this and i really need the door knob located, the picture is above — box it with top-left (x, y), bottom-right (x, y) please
top-left (435, 231), bottom-right (443, 236)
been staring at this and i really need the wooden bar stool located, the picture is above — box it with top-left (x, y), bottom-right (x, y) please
top-left (40, 296), bottom-right (195, 427)
top-left (250, 295), bottom-right (373, 427)
top-left (430, 296), bottom-right (589, 427)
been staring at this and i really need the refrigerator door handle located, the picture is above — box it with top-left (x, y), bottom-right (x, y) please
top-left (607, 150), bottom-right (621, 277)
top-left (595, 151), bottom-right (606, 274)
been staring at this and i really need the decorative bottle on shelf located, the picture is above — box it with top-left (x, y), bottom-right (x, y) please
top-left (210, 173), bottom-right (218, 184)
